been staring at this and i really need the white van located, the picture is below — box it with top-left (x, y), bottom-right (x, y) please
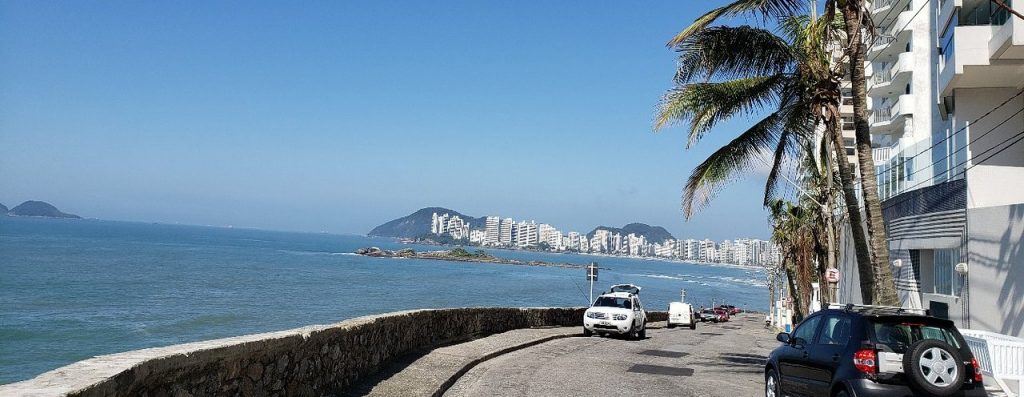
top-left (666, 302), bottom-right (696, 329)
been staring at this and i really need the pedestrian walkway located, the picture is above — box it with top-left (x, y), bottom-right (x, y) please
top-left (352, 327), bottom-right (579, 397)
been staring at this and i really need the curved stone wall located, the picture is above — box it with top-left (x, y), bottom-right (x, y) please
top-left (2, 307), bottom-right (592, 396)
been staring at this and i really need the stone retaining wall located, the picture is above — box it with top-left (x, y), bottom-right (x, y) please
top-left (3, 307), bottom-right (670, 397)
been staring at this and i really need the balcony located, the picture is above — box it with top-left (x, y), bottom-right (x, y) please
top-left (868, 51), bottom-right (914, 96)
top-left (937, 0), bottom-right (1024, 97)
top-left (869, 94), bottom-right (914, 135)
top-left (867, 9), bottom-right (914, 59)
top-left (871, 0), bottom-right (912, 26)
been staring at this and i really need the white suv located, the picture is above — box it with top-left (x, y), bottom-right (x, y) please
top-left (583, 284), bottom-right (647, 339)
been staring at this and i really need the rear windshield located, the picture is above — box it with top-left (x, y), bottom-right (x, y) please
top-left (871, 320), bottom-right (962, 353)
top-left (594, 297), bottom-right (632, 309)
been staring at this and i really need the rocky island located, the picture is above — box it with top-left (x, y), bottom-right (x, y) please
top-left (7, 201), bottom-right (81, 218)
top-left (355, 247), bottom-right (590, 269)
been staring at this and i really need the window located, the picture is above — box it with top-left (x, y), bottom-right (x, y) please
top-left (933, 248), bottom-right (964, 296)
top-left (818, 315), bottom-right (852, 346)
top-left (872, 321), bottom-right (961, 354)
top-left (791, 315), bottom-right (823, 345)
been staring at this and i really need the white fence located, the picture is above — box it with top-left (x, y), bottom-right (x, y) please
top-left (961, 329), bottom-right (1024, 396)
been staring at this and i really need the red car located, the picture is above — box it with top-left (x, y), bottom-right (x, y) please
top-left (718, 304), bottom-right (741, 315)
top-left (712, 308), bottom-right (730, 322)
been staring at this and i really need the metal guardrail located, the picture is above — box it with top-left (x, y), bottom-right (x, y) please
top-left (961, 329), bottom-right (1024, 397)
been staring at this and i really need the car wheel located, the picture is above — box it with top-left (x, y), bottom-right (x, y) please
top-left (765, 368), bottom-right (780, 397)
top-left (903, 339), bottom-right (965, 397)
top-left (667, 323), bottom-right (675, 329)
top-left (583, 327), bottom-right (592, 337)
top-left (835, 389), bottom-right (849, 397)
top-left (638, 323), bottom-right (646, 339)
top-left (690, 322), bottom-right (696, 330)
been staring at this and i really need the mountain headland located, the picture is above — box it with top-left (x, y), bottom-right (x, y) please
top-left (368, 207), bottom-right (485, 238)
top-left (586, 223), bottom-right (674, 243)
top-left (7, 201), bottom-right (80, 219)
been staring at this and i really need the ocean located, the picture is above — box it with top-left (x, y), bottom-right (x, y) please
top-left (0, 216), bottom-right (767, 384)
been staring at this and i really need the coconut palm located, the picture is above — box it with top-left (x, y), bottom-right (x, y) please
top-left (768, 199), bottom-right (821, 320)
top-left (658, 0), bottom-right (898, 305)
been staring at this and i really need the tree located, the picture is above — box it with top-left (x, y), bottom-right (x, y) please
top-left (830, 0), bottom-right (900, 306)
top-left (658, 0), bottom-right (898, 306)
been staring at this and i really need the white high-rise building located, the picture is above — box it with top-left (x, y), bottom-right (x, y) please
top-left (431, 212), bottom-right (450, 235)
top-left (590, 230), bottom-right (612, 253)
top-left (499, 218), bottom-right (514, 246)
top-left (484, 216), bottom-right (500, 246)
top-left (683, 239), bottom-right (699, 261)
top-left (699, 239), bottom-right (715, 262)
top-left (538, 224), bottom-right (561, 249)
top-left (834, 0), bottom-right (1024, 337)
top-left (516, 221), bottom-right (538, 247)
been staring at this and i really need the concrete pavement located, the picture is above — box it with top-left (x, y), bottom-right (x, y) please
top-left (446, 313), bottom-right (777, 397)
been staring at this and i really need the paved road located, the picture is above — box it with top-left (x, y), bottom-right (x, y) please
top-left (445, 313), bottom-right (778, 397)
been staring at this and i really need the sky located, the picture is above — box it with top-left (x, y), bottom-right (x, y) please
top-left (0, 1), bottom-right (780, 240)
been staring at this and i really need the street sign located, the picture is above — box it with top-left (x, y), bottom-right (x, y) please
top-left (825, 267), bottom-right (840, 283)
top-left (587, 263), bottom-right (598, 281)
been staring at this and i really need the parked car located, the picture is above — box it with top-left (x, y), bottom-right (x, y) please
top-left (719, 304), bottom-right (742, 315)
top-left (667, 302), bottom-right (696, 330)
top-left (713, 308), bottom-right (730, 322)
top-left (583, 284), bottom-right (647, 340)
top-left (699, 309), bottom-right (721, 323)
top-left (765, 304), bottom-right (986, 397)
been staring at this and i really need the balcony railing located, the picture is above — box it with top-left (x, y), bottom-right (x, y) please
top-left (872, 0), bottom-right (896, 11)
top-left (873, 67), bottom-right (893, 85)
top-left (871, 106), bottom-right (894, 124)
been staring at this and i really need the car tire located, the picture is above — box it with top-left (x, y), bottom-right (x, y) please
top-left (834, 388), bottom-right (849, 397)
top-left (583, 327), bottom-right (592, 337)
top-left (667, 323), bottom-right (675, 329)
top-left (765, 368), bottom-right (780, 397)
top-left (690, 322), bottom-right (696, 330)
top-left (903, 339), bottom-right (966, 397)
top-left (638, 323), bottom-right (646, 339)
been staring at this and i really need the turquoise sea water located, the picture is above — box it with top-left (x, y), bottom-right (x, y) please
top-left (0, 216), bottom-right (766, 384)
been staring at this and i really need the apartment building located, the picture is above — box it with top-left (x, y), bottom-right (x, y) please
top-left (499, 217), bottom-right (514, 246)
top-left (484, 216), bottom-right (500, 246)
top-left (838, 0), bottom-right (1024, 337)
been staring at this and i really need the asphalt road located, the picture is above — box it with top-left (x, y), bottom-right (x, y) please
top-left (445, 313), bottom-right (778, 397)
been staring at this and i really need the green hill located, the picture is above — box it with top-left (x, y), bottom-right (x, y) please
top-left (587, 223), bottom-right (675, 243)
top-left (368, 207), bottom-right (485, 238)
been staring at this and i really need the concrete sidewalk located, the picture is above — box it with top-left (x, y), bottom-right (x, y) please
top-left (352, 327), bottom-right (579, 397)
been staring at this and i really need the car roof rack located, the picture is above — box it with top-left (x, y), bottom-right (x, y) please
top-left (827, 303), bottom-right (930, 316)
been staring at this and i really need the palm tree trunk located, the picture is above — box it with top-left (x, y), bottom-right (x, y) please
top-left (840, 4), bottom-right (900, 306)
top-left (785, 259), bottom-right (804, 321)
top-left (827, 107), bottom-right (876, 303)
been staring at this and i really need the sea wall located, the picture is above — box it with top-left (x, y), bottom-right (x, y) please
top-left (4, 307), bottom-right (676, 397)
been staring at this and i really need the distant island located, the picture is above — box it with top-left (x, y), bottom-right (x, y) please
top-left (5, 201), bottom-right (80, 219)
top-left (354, 246), bottom-right (588, 269)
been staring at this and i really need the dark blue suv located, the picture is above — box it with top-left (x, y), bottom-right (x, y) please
top-left (764, 304), bottom-right (986, 397)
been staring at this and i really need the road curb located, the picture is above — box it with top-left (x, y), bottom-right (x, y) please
top-left (432, 332), bottom-right (579, 397)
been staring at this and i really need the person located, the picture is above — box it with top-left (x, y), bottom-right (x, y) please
top-left (764, 314), bottom-right (771, 328)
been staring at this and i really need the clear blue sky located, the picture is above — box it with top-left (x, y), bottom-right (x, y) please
top-left (0, 1), bottom-right (778, 240)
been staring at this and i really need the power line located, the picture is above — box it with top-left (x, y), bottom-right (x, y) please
top-left (876, 128), bottom-right (1024, 211)
top-left (887, 90), bottom-right (1024, 175)
top-left (899, 104), bottom-right (1024, 181)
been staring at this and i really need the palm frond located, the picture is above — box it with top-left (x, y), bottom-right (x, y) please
top-left (681, 111), bottom-right (786, 219)
top-left (655, 75), bottom-right (788, 146)
top-left (673, 26), bottom-right (796, 83)
top-left (667, 0), bottom-right (805, 47)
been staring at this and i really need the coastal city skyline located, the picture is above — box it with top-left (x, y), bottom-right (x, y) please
top-left (429, 211), bottom-right (781, 266)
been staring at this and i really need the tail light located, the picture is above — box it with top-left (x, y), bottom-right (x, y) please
top-left (970, 358), bottom-right (983, 382)
top-left (853, 348), bottom-right (877, 375)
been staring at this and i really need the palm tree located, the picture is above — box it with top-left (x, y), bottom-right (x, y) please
top-left (768, 199), bottom-right (821, 320)
top-left (831, 0), bottom-right (900, 306)
top-left (659, 0), bottom-right (897, 305)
